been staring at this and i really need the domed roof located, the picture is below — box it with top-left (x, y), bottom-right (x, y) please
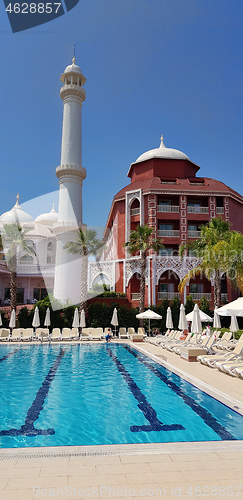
top-left (0, 195), bottom-right (34, 226)
top-left (64, 56), bottom-right (82, 75)
top-left (135, 136), bottom-right (189, 163)
top-left (35, 204), bottom-right (58, 226)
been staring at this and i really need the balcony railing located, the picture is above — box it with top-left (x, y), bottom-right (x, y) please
top-left (187, 206), bottom-right (209, 214)
top-left (131, 293), bottom-right (140, 301)
top-left (190, 293), bottom-right (212, 301)
top-left (157, 205), bottom-right (179, 213)
top-left (188, 230), bottom-right (201, 238)
top-left (216, 207), bottom-right (224, 214)
top-left (158, 292), bottom-right (181, 300)
top-left (158, 230), bottom-right (180, 238)
top-left (131, 208), bottom-right (140, 216)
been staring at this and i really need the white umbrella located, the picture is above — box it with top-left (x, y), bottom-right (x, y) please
top-left (178, 303), bottom-right (187, 331)
top-left (0, 311), bottom-right (2, 327)
top-left (136, 309), bottom-right (162, 336)
top-left (213, 308), bottom-right (221, 329)
top-left (72, 307), bottom-right (79, 328)
top-left (32, 306), bottom-right (40, 330)
top-left (80, 309), bottom-right (86, 328)
top-left (186, 308), bottom-right (213, 323)
top-left (166, 307), bottom-right (173, 330)
top-left (9, 309), bottom-right (16, 329)
top-left (44, 307), bottom-right (51, 327)
top-left (230, 315), bottom-right (239, 340)
top-left (216, 297), bottom-right (243, 316)
top-left (111, 307), bottom-right (119, 336)
top-left (190, 303), bottom-right (202, 334)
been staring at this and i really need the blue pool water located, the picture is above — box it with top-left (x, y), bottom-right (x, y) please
top-left (0, 343), bottom-right (243, 448)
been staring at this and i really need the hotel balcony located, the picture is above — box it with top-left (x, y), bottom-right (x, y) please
top-left (158, 229), bottom-right (180, 237)
top-left (188, 230), bottom-right (201, 238)
top-left (158, 292), bottom-right (181, 300)
top-left (189, 293), bottom-right (228, 302)
top-left (131, 293), bottom-right (140, 300)
top-left (157, 205), bottom-right (179, 213)
top-left (187, 206), bottom-right (209, 214)
top-left (216, 207), bottom-right (224, 214)
top-left (131, 208), bottom-right (140, 216)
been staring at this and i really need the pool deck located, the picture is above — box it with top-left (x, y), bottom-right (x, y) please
top-left (0, 339), bottom-right (243, 500)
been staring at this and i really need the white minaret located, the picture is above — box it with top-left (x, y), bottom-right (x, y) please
top-left (53, 57), bottom-right (87, 305)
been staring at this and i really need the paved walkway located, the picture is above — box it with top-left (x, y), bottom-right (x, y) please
top-left (0, 340), bottom-right (242, 500)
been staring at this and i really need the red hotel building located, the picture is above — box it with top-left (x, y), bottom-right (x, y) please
top-left (89, 137), bottom-right (243, 307)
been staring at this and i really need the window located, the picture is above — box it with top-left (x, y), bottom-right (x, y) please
top-left (188, 201), bottom-right (200, 207)
top-left (20, 255), bottom-right (33, 263)
top-left (159, 248), bottom-right (174, 256)
top-left (189, 284), bottom-right (203, 294)
top-left (159, 224), bottom-right (173, 231)
top-left (47, 241), bottom-right (53, 250)
top-left (5, 288), bottom-right (24, 303)
top-left (47, 256), bottom-right (52, 263)
top-left (34, 288), bottom-right (48, 301)
top-left (158, 199), bottom-right (172, 206)
top-left (25, 240), bottom-right (34, 248)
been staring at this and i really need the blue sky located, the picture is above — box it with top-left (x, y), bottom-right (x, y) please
top-left (0, 0), bottom-right (242, 229)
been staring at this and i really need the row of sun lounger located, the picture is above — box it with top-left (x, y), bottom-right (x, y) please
top-left (148, 328), bottom-right (243, 379)
top-left (0, 326), bottom-right (146, 342)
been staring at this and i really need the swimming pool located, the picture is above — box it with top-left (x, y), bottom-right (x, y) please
top-left (0, 343), bottom-right (242, 448)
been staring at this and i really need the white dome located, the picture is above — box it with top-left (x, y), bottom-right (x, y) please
top-left (64, 57), bottom-right (82, 75)
top-left (135, 136), bottom-right (189, 163)
top-left (35, 204), bottom-right (58, 226)
top-left (0, 195), bottom-right (34, 226)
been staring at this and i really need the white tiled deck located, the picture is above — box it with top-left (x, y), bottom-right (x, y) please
top-left (0, 339), bottom-right (242, 500)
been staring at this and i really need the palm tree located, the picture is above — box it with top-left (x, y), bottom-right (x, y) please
top-left (63, 228), bottom-right (104, 313)
top-left (124, 225), bottom-right (164, 313)
top-left (2, 223), bottom-right (35, 311)
top-left (179, 218), bottom-right (233, 308)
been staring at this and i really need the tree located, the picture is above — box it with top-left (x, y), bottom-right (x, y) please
top-left (124, 225), bottom-right (164, 313)
top-left (2, 223), bottom-right (35, 311)
top-left (63, 228), bottom-right (104, 312)
top-left (179, 218), bottom-right (234, 309)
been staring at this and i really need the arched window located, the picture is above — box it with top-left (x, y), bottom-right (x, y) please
top-left (47, 241), bottom-right (53, 250)
top-left (25, 240), bottom-right (34, 248)
top-left (20, 255), bottom-right (33, 263)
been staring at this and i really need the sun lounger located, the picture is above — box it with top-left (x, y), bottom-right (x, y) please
top-left (166, 333), bottom-right (193, 352)
top-left (89, 328), bottom-right (103, 340)
top-left (138, 327), bottom-right (145, 336)
top-left (219, 333), bottom-right (243, 351)
top-left (234, 366), bottom-right (243, 379)
top-left (50, 328), bottom-right (61, 341)
top-left (35, 328), bottom-right (50, 341)
top-left (10, 328), bottom-right (22, 341)
top-left (71, 327), bottom-right (80, 340)
top-left (214, 331), bottom-right (232, 348)
top-left (62, 328), bottom-right (72, 340)
top-left (160, 331), bottom-right (181, 348)
top-left (21, 328), bottom-right (33, 341)
top-left (80, 328), bottom-right (92, 340)
top-left (128, 327), bottom-right (135, 337)
top-left (0, 328), bottom-right (10, 341)
top-left (198, 339), bottom-right (243, 367)
top-left (215, 358), bottom-right (243, 376)
top-left (119, 328), bottom-right (128, 339)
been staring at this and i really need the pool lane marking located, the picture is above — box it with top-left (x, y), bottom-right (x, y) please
top-left (107, 347), bottom-right (185, 433)
top-left (0, 347), bottom-right (66, 437)
top-left (0, 349), bottom-right (20, 363)
top-left (123, 344), bottom-right (236, 441)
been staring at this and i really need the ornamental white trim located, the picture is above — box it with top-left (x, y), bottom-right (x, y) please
top-left (89, 261), bottom-right (115, 290)
top-left (125, 258), bottom-right (149, 287)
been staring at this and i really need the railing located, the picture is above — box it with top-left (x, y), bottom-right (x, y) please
top-left (158, 230), bottom-right (180, 237)
top-left (190, 293), bottom-right (212, 301)
top-left (187, 206), bottom-right (209, 214)
top-left (157, 205), bottom-right (179, 213)
top-left (158, 292), bottom-right (181, 300)
top-left (216, 207), bottom-right (224, 214)
top-left (131, 208), bottom-right (140, 216)
top-left (131, 293), bottom-right (140, 300)
top-left (188, 231), bottom-right (201, 238)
